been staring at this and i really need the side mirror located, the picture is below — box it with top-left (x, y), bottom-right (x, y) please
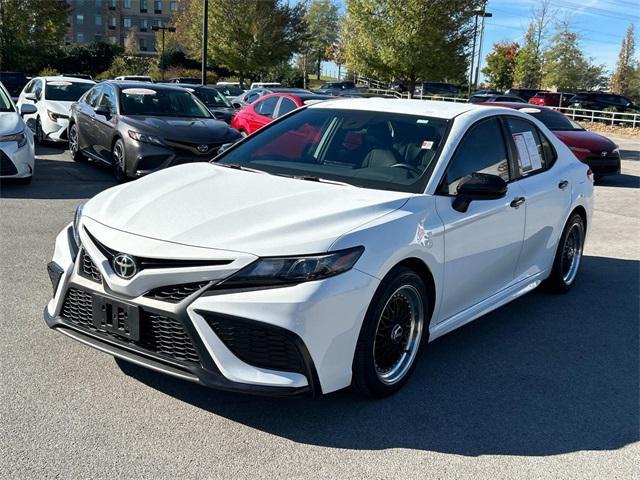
top-left (231, 101), bottom-right (242, 109)
top-left (20, 103), bottom-right (37, 116)
top-left (25, 93), bottom-right (37, 102)
top-left (452, 172), bottom-right (507, 213)
top-left (94, 105), bottom-right (111, 116)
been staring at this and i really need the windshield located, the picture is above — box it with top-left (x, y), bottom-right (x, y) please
top-left (45, 81), bottom-right (94, 101)
top-left (525, 108), bottom-right (583, 131)
top-left (0, 87), bottom-right (14, 112)
top-left (194, 88), bottom-right (231, 107)
top-left (119, 87), bottom-right (211, 117)
top-left (217, 86), bottom-right (243, 97)
top-left (216, 108), bottom-right (449, 193)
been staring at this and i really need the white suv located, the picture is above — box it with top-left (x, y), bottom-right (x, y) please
top-left (44, 98), bottom-right (593, 397)
top-left (0, 81), bottom-right (36, 182)
top-left (16, 76), bottom-right (95, 144)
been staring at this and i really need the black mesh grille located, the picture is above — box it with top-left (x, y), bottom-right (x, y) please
top-left (145, 281), bottom-right (209, 303)
top-left (78, 250), bottom-right (102, 283)
top-left (61, 288), bottom-right (200, 364)
top-left (0, 150), bottom-right (18, 176)
top-left (205, 315), bottom-right (305, 373)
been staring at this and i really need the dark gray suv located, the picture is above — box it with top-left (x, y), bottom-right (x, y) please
top-left (68, 81), bottom-right (242, 181)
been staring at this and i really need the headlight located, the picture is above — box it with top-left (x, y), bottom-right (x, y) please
top-left (128, 130), bottom-right (164, 145)
top-left (0, 130), bottom-right (28, 148)
top-left (611, 147), bottom-right (620, 155)
top-left (218, 247), bottom-right (365, 288)
top-left (47, 110), bottom-right (68, 122)
top-left (72, 203), bottom-right (84, 248)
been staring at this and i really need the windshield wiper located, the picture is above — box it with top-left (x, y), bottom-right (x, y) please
top-left (213, 163), bottom-right (268, 174)
top-left (292, 175), bottom-right (354, 187)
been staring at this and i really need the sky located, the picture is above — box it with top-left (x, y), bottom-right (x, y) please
top-left (311, 0), bottom-right (639, 82)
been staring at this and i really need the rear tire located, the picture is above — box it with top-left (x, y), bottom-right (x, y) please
top-left (544, 213), bottom-right (585, 293)
top-left (112, 138), bottom-right (128, 182)
top-left (352, 266), bottom-right (428, 398)
top-left (68, 123), bottom-right (86, 162)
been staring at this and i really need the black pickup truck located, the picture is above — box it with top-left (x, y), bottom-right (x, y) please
top-left (314, 81), bottom-right (368, 96)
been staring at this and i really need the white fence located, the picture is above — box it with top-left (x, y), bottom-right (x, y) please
top-left (363, 88), bottom-right (640, 128)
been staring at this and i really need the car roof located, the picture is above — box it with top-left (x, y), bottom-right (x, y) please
top-left (308, 97), bottom-right (478, 119)
top-left (38, 76), bottom-right (96, 84)
top-left (109, 80), bottom-right (185, 90)
top-left (481, 101), bottom-right (552, 111)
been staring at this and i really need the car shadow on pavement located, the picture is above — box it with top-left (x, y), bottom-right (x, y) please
top-left (118, 254), bottom-right (639, 457)
top-left (596, 173), bottom-right (639, 189)
top-left (0, 145), bottom-right (116, 199)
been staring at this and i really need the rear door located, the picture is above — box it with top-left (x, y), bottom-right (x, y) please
top-left (434, 117), bottom-right (527, 322)
top-left (502, 116), bottom-right (572, 281)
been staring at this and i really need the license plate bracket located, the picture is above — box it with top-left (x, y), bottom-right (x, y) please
top-left (92, 294), bottom-right (140, 341)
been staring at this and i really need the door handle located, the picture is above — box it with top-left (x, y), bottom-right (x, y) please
top-left (558, 180), bottom-right (569, 190)
top-left (510, 197), bottom-right (526, 208)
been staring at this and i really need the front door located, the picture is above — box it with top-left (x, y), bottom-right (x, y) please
top-left (92, 84), bottom-right (118, 161)
top-left (435, 117), bottom-right (526, 322)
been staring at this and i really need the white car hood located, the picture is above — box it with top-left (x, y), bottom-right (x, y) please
top-left (0, 112), bottom-right (23, 135)
top-left (44, 100), bottom-right (73, 115)
top-left (84, 163), bottom-right (412, 256)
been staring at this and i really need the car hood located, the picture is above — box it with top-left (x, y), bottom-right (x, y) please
top-left (83, 163), bottom-right (412, 256)
top-left (552, 129), bottom-right (617, 152)
top-left (0, 112), bottom-right (23, 135)
top-left (124, 116), bottom-right (240, 143)
top-left (44, 100), bottom-right (74, 115)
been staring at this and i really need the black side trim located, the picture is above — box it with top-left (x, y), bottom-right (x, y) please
top-left (47, 262), bottom-right (64, 294)
top-left (195, 310), bottom-right (322, 397)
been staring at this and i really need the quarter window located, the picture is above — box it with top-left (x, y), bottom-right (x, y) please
top-left (276, 98), bottom-right (297, 117)
top-left (441, 118), bottom-right (509, 195)
top-left (98, 85), bottom-right (116, 112)
top-left (504, 117), bottom-right (555, 175)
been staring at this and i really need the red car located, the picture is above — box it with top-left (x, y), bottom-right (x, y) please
top-left (529, 91), bottom-right (574, 108)
top-left (483, 102), bottom-right (620, 179)
top-left (231, 92), bottom-right (332, 136)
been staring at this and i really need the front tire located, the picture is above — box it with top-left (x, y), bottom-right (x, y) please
top-left (352, 266), bottom-right (428, 397)
top-left (68, 123), bottom-right (86, 162)
top-left (544, 213), bottom-right (585, 293)
top-left (112, 138), bottom-right (128, 182)
top-left (35, 118), bottom-right (45, 145)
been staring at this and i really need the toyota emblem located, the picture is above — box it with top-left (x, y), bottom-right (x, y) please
top-left (197, 144), bottom-right (209, 153)
top-left (601, 151), bottom-right (608, 157)
top-left (113, 253), bottom-right (138, 279)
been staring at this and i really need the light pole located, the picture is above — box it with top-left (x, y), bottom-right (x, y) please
top-left (474, 8), bottom-right (492, 90)
top-left (467, 6), bottom-right (493, 96)
top-left (152, 25), bottom-right (176, 81)
top-left (202, 0), bottom-right (208, 85)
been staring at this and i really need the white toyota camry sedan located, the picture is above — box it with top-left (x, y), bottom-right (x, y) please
top-left (44, 98), bottom-right (593, 397)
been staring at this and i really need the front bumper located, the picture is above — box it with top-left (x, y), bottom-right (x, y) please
top-left (44, 223), bottom-right (378, 395)
top-left (42, 117), bottom-right (69, 142)
top-left (581, 152), bottom-right (621, 176)
top-left (0, 137), bottom-right (35, 178)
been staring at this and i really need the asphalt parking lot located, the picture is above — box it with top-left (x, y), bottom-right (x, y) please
top-left (1, 137), bottom-right (638, 479)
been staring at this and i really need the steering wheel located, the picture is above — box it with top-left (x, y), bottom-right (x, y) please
top-left (390, 163), bottom-right (422, 176)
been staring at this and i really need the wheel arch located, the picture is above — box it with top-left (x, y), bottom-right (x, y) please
top-left (571, 204), bottom-right (588, 233)
top-left (392, 257), bottom-right (437, 338)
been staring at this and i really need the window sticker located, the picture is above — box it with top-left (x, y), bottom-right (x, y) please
top-left (421, 140), bottom-right (434, 149)
top-left (122, 88), bottom-right (156, 95)
top-left (416, 119), bottom-right (430, 124)
top-left (513, 131), bottom-right (542, 172)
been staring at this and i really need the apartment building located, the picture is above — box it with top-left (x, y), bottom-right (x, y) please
top-left (65, 0), bottom-right (178, 54)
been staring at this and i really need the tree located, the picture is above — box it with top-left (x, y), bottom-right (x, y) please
top-left (513, 1), bottom-right (553, 88)
top-left (303, 0), bottom-right (340, 80)
top-left (0, 0), bottom-right (69, 72)
top-left (172, 0), bottom-right (307, 85)
top-left (482, 41), bottom-right (519, 91)
top-left (610, 24), bottom-right (637, 97)
top-left (325, 40), bottom-right (346, 79)
top-left (342, 0), bottom-right (482, 97)
top-left (543, 23), bottom-right (607, 91)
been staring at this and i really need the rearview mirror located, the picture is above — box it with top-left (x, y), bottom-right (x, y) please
top-left (94, 105), bottom-right (111, 116)
top-left (20, 103), bottom-right (37, 116)
top-left (452, 172), bottom-right (507, 213)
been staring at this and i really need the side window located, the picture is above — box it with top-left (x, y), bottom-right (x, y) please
top-left (504, 117), bottom-right (554, 176)
top-left (99, 85), bottom-right (116, 112)
top-left (85, 86), bottom-right (103, 107)
top-left (441, 118), bottom-right (509, 195)
top-left (245, 92), bottom-right (260, 104)
top-left (34, 80), bottom-right (43, 100)
top-left (255, 96), bottom-right (279, 118)
top-left (23, 80), bottom-right (34, 94)
top-left (276, 97), bottom-right (297, 117)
